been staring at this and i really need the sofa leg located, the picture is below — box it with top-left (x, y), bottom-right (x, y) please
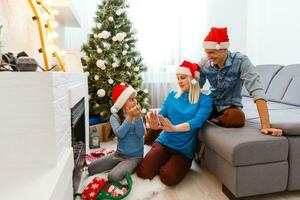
top-left (222, 184), bottom-right (244, 200)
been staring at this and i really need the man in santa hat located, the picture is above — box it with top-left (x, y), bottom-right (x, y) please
top-left (200, 27), bottom-right (282, 136)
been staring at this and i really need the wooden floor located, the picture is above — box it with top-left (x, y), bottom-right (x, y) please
top-left (151, 162), bottom-right (300, 200)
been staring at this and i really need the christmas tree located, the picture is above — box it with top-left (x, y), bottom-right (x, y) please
top-left (81, 0), bottom-right (149, 119)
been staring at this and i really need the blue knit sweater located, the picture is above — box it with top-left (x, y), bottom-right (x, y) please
top-left (110, 114), bottom-right (145, 158)
top-left (156, 91), bottom-right (212, 159)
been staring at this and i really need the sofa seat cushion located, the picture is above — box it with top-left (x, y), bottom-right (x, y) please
top-left (199, 122), bottom-right (288, 167)
top-left (247, 109), bottom-right (300, 135)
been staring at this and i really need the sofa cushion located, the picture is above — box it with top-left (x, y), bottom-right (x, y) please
top-left (281, 76), bottom-right (300, 106)
top-left (266, 64), bottom-right (300, 103)
top-left (242, 64), bottom-right (283, 97)
top-left (247, 109), bottom-right (300, 135)
top-left (199, 121), bottom-right (288, 167)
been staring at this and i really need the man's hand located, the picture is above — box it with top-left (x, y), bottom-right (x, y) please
top-left (145, 111), bottom-right (161, 130)
top-left (261, 128), bottom-right (283, 137)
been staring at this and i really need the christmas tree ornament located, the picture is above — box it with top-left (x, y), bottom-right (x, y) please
top-left (112, 36), bottom-right (118, 42)
top-left (97, 48), bottom-right (102, 54)
top-left (100, 66), bottom-right (106, 70)
top-left (96, 59), bottom-right (105, 68)
top-left (85, 72), bottom-right (90, 76)
top-left (116, 32), bottom-right (125, 42)
top-left (108, 16), bottom-right (114, 22)
top-left (93, 34), bottom-right (98, 38)
top-left (122, 50), bottom-right (127, 55)
top-left (134, 67), bottom-right (139, 72)
top-left (97, 89), bottom-right (106, 97)
top-left (142, 108), bottom-right (147, 113)
top-left (83, 55), bottom-right (90, 61)
top-left (97, 23), bottom-right (102, 29)
top-left (99, 30), bottom-right (111, 39)
top-left (144, 97), bottom-right (148, 102)
top-left (95, 103), bottom-right (99, 107)
top-left (144, 89), bottom-right (149, 93)
top-left (94, 75), bottom-right (100, 81)
top-left (126, 62), bottom-right (131, 67)
top-left (108, 78), bottom-right (114, 84)
top-left (112, 62), bottom-right (119, 68)
top-left (116, 9), bottom-right (123, 16)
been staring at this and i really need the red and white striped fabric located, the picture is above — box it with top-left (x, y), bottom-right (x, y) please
top-left (85, 148), bottom-right (115, 166)
top-left (104, 185), bottom-right (128, 197)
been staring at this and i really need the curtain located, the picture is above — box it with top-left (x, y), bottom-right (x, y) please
top-left (128, 0), bottom-right (208, 108)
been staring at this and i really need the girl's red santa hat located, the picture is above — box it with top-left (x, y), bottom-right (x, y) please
top-left (203, 27), bottom-right (229, 50)
top-left (176, 60), bottom-right (200, 85)
top-left (110, 83), bottom-right (137, 113)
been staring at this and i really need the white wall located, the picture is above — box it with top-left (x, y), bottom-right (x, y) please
top-left (246, 0), bottom-right (300, 65)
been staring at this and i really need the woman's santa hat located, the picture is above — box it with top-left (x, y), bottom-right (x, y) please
top-left (176, 60), bottom-right (200, 85)
top-left (110, 83), bottom-right (137, 113)
top-left (203, 27), bottom-right (229, 50)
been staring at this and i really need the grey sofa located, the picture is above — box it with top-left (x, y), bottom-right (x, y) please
top-left (198, 64), bottom-right (300, 199)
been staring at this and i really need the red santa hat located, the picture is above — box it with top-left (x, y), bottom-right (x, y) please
top-left (110, 83), bottom-right (137, 113)
top-left (176, 60), bottom-right (200, 85)
top-left (203, 27), bottom-right (229, 50)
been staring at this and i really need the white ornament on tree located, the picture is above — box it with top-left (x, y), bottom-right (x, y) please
top-left (96, 60), bottom-right (105, 68)
top-left (97, 89), bottom-right (106, 97)
top-left (93, 34), bottom-right (98, 38)
top-left (116, 9), bottom-right (124, 16)
top-left (142, 108), bottom-right (147, 114)
top-left (144, 97), bottom-right (148, 102)
top-left (97, 48), bottom-right (102, 54)
top-left (94, 75), bottom-right (99, 80)
top-left (108, 78), bottom-right (114, 84)
top-left (112, 62), bottom-right (119, 68)
top-left (112, 36), bottom-right (118, 42)
top-left (83, 56), bottom-right (89, 61)
top-left (108, 16), bottom-right (114, 21)
top-left (126, 62), bottom-right (131, 67)
top-left (122, 50), bottom-right (127, 55)
top-left (97, 23), bottom-right (102, 29)
top-left (99, 30), bottom-right (111, 39)
top-left (144, 89), bottom-right (149, 93)
top-left (116, 32), bottom-right (126, 41)
top-left (134, 67), bottom-right (139, 72)
top-left (85, 72), bottom-right (90, 76)
top-left (100, 66), bottom-right (106, 70)
top-left (120, 82), bottom-right (126, 86)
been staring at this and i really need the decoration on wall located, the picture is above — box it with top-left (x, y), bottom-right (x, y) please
top-left (28, 0), bottom-right (65, 71)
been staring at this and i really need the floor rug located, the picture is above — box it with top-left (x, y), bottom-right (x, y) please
top-left (77, 140), bottom-right (168, 200)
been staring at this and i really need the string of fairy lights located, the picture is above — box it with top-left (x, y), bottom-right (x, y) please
top-left (28, 0), bottom-right (66, 71)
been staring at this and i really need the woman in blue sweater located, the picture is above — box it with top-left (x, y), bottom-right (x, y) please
top-left (88, 83), bottom-right (145, 181)
top-left (137, 61), bottom-right (213, 186)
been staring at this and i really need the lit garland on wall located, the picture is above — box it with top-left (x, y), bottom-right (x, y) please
top-left (28, 0), bottom-right (65, 71)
